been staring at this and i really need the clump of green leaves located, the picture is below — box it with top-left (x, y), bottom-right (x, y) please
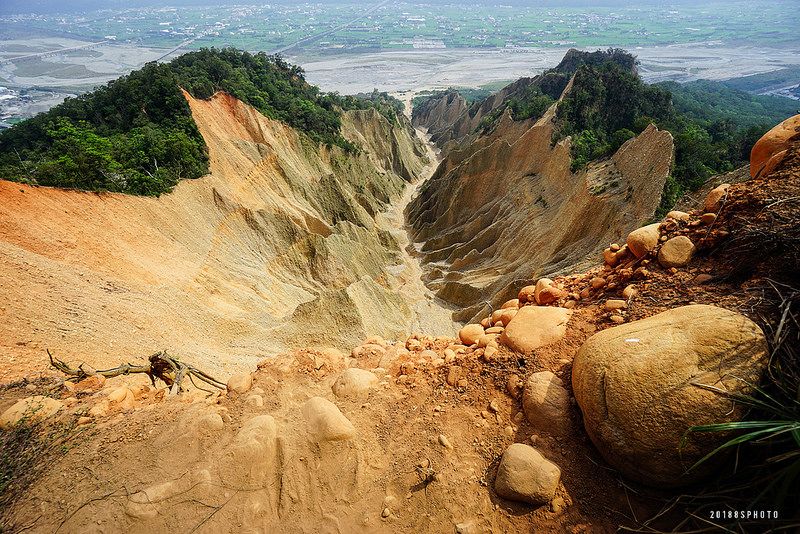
top-left (0, 48), bottom-right (395, 196)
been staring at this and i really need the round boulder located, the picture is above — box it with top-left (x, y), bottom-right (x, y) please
top-left (332, 368), bottom-right (378, 400)
top-left (572, 304), bottom-right (767, 487)
top-left (657, 235), bottom-right (696, 268)
top-left (499, 306), bottom-right (571, 353)
top-left (494, 443), bottom-right (561, 506)
top-left (459, 324), bottom-right (485, 345)
top-left (626, 223), bottom-right (661, 259)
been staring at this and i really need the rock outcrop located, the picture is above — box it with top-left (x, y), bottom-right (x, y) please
top-left (571, 305), bottom-right (768, 487)
top-left (408, 96), bottom-right (673, 321)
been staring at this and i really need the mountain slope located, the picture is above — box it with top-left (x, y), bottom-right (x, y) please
top-left (407, 97), bottom-right (673, 321)
top-left (0, 90), bottom-right (456, 382)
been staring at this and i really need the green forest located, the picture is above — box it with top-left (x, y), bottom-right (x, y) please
top-left (546, 52), bottom-right (797, 213)
top-left (0, 48), bottom-right (400, 196)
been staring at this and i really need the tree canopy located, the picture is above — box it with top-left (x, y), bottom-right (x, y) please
top-left (0, 48), bottom-right (399, 196)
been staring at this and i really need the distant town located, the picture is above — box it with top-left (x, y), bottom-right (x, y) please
top-left (1, 1), bottom-right (799, 125)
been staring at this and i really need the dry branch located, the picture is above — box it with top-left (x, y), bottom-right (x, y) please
top-left (47, 350), bottom-right (226, 394)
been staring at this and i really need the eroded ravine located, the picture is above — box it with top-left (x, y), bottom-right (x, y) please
top-left (376, 127), bottom-right (458, 336)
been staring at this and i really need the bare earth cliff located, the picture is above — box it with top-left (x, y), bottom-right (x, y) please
top-left (0, 92), bottom-right (456, 382)
top-left (408, 88), bottom-right (673, 321)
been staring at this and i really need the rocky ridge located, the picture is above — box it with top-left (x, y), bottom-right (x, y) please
top-left (408, 88), bottom-right (673, 322)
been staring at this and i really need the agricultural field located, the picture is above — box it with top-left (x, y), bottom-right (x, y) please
top-left (0, 1), bottom-right (798, 123)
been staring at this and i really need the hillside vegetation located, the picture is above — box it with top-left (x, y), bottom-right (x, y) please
top-left (412, 49), bottom-right (798, 215)
top-left (547, 52), bottom-right (798, 213)
top-left (0, 48), bottom-right (401, 196)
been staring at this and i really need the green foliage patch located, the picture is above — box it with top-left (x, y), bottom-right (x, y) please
top-left (552, 55), bottom-right (798, 214)
top-left (0, 48), bottom-right (396, 196)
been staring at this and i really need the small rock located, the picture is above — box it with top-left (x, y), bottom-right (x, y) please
top-left (488, 400), bottom-right (500, 413)
top-left (501, 299), bottom-right (520, 309)
top-left (534, 278), bottom-right (565, 305)
top-left (622, 284), bottom-right (637, 300)
top-left (626, 223), bottom-right (661, 258)
top-left (536, 286), bottom-right (566, 306)
top-left (604, 299), bottom-right (627, 311)
top-left (77, 416), bottom-right (93, 426)
top-left (506, 375), bottom-right (522, 398)
top-left (522, 372), bottom-right (571, 434)
top-left (517, 285), bottom-right (537, 304)
top-left (666, 210), bottom-right (690, 222)
top-left (491, 308), bottom-right (518, 327)
top-left (483, 345), bottom-right (498, 359)
top-left (658, 236), bottom-right (696, 268)
top-left (476, 334), bottom-right (498, 348)
top-left (494, 443), bottom-right (561, 506)
top-left (590, 277), bottom-right (606, 289)
top-left (610, 315), bottom-right (625, 324)
top-left (550, 496), bottom-right (566, 514)
top-left (447, 366), bottom-right (462, 387)
top-left (703, 183), bottom-right (730, 213)
top-left (458, 324), bottom-right (485, 346)
top-left (227, 373), bottom-right (253, 394)
top-left (485, 326), bottom-right (503, 335)
top-left (73, 375), bottom-right (106, 393)
top-left (381, 508), bottom-right (390, 519)
top-left (438, 434), bottom-right (453, 450)
top-left (694, 273), bottom-right (713, 284)
top-left (457, 378), bottom-right (468, 388)
top-left (700, 213), bottom-right (717, 225)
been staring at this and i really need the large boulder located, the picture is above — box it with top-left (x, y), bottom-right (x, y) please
top-left (750, 114), bottom-right (800, 179)
top-left (626, 223), bottom-right (661, 259)
top-left (494, 443), bottom-right (561, 506)
top-left (499, 306), bottom-right (571, 353)
top-left (572, 305), bottom-right (767, 487)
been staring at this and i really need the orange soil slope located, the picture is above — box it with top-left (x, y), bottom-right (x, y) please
top-left (0, 92), bottom-right (444, 382)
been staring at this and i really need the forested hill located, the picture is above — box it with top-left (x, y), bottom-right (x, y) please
top-left (430, 49), bottom-right (799, 214)
top-left (0, 48), bottom-right (402, 196)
